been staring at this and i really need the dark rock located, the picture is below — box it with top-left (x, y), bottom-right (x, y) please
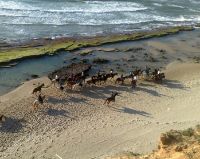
top-left (81, 59), bottom-right (89, 63)
top-left (70, 57), bottom-right (77, 61)
top-left (92, 58), bottom-right (110, 64)
top-left (31, 74), bottom-right (39, 78)
top-left (48, 62), bottom-right (92, 81)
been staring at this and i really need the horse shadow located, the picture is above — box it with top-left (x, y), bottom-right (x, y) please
top-left (81, 84), bottom-right (134, 99)
top-left (163, 79), bottom-right (189, 90)
top-left (111, 106), bottom-right (152, 118)
top-left (136, 86), bottom-right (165, 97)
top-left (70, 96), bottom-right (89, 104)
top-left (43, 108), bottom-right (76, 119)
top-left (0, 117), bottom-right (26, 133)
top-left (47, 96), bottom-right (69, 105)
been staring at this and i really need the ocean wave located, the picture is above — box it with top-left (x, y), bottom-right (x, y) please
top-left (0, 0), bottom-right (35, 11)
top-left (167, 4), bottom-right (185, 9)
top-left (1, 13), bottom-right (200, 26)
top-left (153, 3), bottom-right (162, 7)
top-left (0, 1), bottom-right (147, 13)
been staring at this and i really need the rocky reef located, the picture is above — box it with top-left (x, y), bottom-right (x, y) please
top-left (0, 26), bottom-right (194, 65)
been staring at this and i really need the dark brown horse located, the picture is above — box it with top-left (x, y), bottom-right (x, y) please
top-left (106, 73), bottom-right (118, 79)
top-left (104, 92), bottom-right (119, 105)
top-left (86, 76), bottom-right (98, 85)
top-left (32, 83), bottom-right (45, 94)
top-left (66, 81), bottom-right (77, 89)
top-left (33, 94), bottom-right (46, 110)
top-left (133, 69), bottom-right (142, 76)
top-left (152, 73), bottom-right (165, 83)
top-left (98, 74), bottom-right (109, 85)
top-left (115, 76), bottom-right (125, 84)
top-left (131, 78), bottom-right (137, 88)
top-left (0, 115), bottom-right (6, 123)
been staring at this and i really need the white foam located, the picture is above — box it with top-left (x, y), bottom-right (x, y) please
top-left (168, 4), bottom-right (185, 9)
top-left (0, 0), bottom-right (38, 11)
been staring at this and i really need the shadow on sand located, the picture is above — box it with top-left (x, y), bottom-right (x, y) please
top-left (81, 84), bottom-right (134, 99)
top-left (136, 86), bottom-right (167, 97)
top-left (0, 117), bottom-right (26, 133)
top-left (163, 79), bottom-right (189, 90)
top-left (111, 106), bottom-right (152, 118)
top-left (47, 96), bottom-right (69, 105)
top-left (42, 108), bottom-right (76, 120)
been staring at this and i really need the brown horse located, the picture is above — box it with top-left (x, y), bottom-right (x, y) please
top-left (131, 78), bottom-right (137, 88)
top-left (106, 73), bottom-right (118, 79)
top-left (104, 92), bottom-right (119, 105)
top-left (115, 76), bottom-right (125, 84)
top-left (32, 83), bottom-right (45, 94)
top-left (86, 77), bottom-right (98, 85)
top-left (33, 94), bottom-right (45, 110)
top-left (66, 81), bottom-right (77, 89)
top-left (0, 115), bottom-right (6, 123)
top-left (152, 73), bottom-right (165, 83)
top-left (133, 69), bottom-right (142, 76)
top-left (98, 74), bottom-right (109, 85)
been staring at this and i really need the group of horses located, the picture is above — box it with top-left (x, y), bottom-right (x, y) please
top-left (0, 67), bottom-right (165, 123)
top-left (31, 67), bottom-right (165, 109)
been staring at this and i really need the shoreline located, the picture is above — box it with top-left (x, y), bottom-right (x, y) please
top-left (1, 28), bottom-right (200, 96)
top-left (0, 25), bottom-right (196, 66)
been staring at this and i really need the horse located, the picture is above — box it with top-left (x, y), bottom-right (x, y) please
top-left (133, 68), bottom-right (142, 76)
top-left (152, 73), bottom-right (165, 83)
top-left (106, 73), bottom-right (118, 80)
top-left (86, 76), bottom-right (98, 86)
top-left (79, 72), bottom-right (89, 83)
top-left (51, 75), bottom-right (60, 86)
top-left (72, 82), bottom-right (83, 91)
top-left (115, 76), bottom-right (125, 84)
top-left (33, 94), bottom-right (45, 110)
top-left (66, 81), bottom-right (77, 90)
top-left (104, 92), bottom-right (119, 105)
top-left (32, 83), bottom-right (45, 94)
top-left (131, 78), bottom-right (137, 88)
top-left (0, 115), bottom-right (6, 123)
top-left (98, 74), bottom-right (108, 85)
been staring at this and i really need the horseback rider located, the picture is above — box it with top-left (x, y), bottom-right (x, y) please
top-left (145, 66), bottom-right (150, 76)
top-left (81, 71), bottom-right (84, 77)
top-left (154, 68), bottom-right (158, 75)
top-left (130, 70), bottom-right (133, 75)
top-left (110, 69), bottom-right (113, 74)
top-left (131, 75), bottom-right (137, 88)
top-left (55, 74), bottom-right (59, 82)
top-left (97, 70), bottom-right (101, 78)
top-left (157, 69), bottom-right (160, 75)
top-left (133, 75), bottom-right (137, 81)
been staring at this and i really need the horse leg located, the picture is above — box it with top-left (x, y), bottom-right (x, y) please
top-left (104, 99), bottom-right (108, 105)
top-left (33, 101), bottom-right (39, 111)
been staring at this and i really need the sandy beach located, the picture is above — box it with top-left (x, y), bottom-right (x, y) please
top-left (1, 30), bottom-right (200, 159)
